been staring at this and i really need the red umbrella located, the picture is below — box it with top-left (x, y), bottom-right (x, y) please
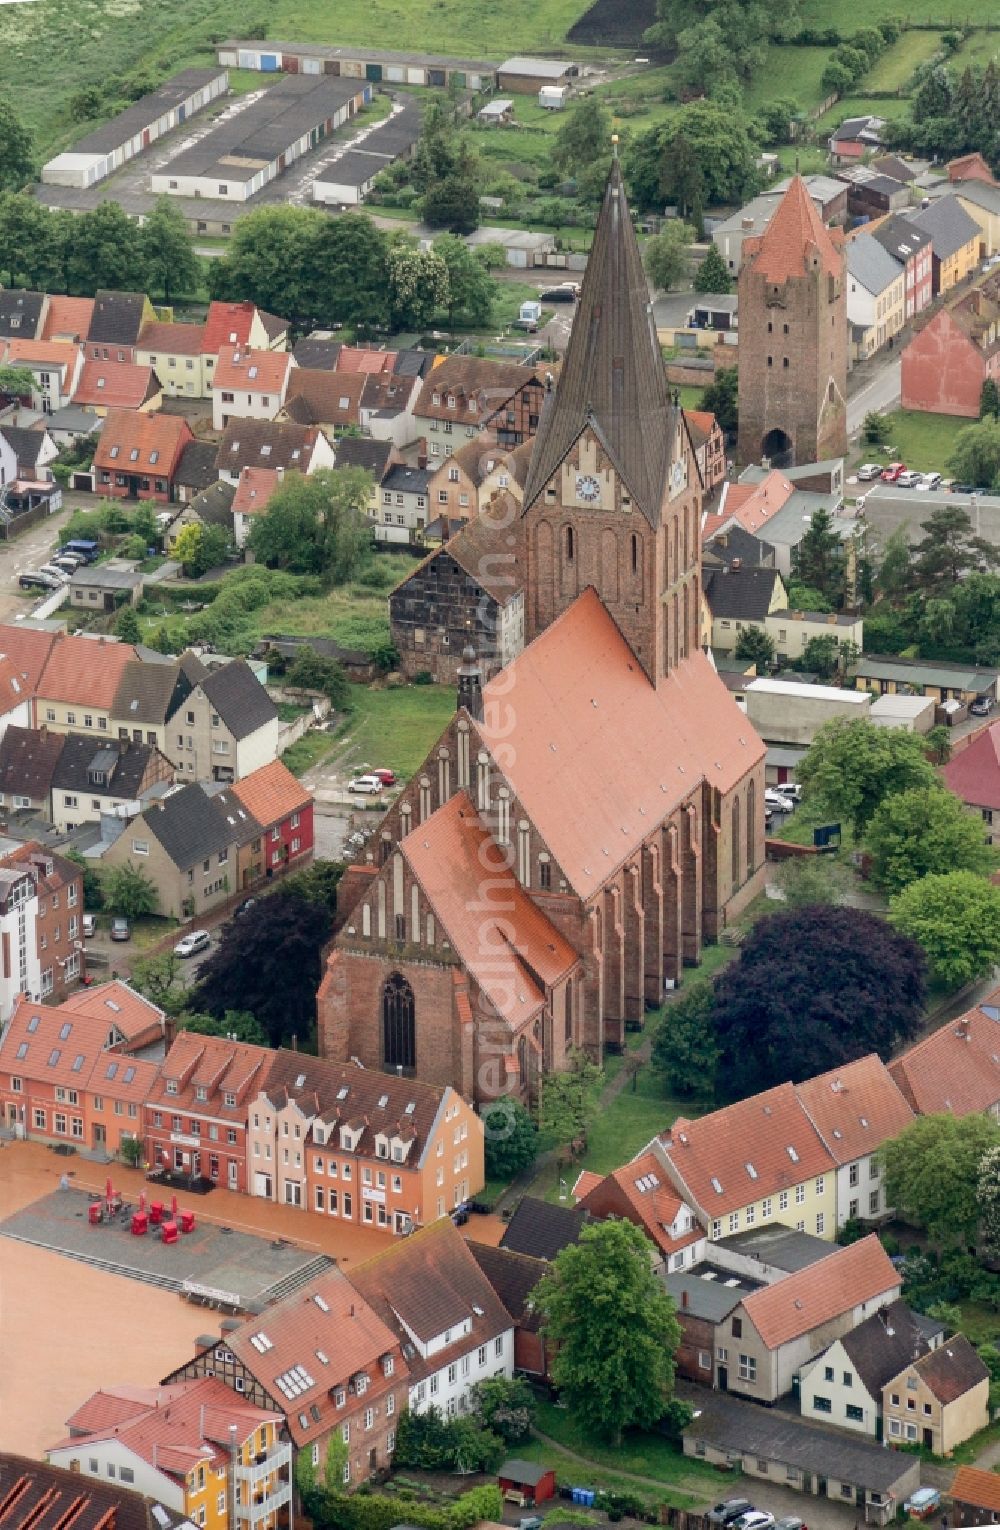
top-left (138, 1190), bottom-right (146, 1215)
top-left (171, 1193), bottom-right (178, 1219)
top-left (105, 1176), bottom-right (114, 1208)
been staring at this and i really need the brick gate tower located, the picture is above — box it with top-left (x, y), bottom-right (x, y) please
top-left (737, 176), bottom-right (848, 468)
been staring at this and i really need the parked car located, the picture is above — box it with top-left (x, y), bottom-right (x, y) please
top-left (895, 470), bottom-right (922, 488)
top-left (773, 1517), bottom-right (807, 1530)
top-left (372, 768), bottom-right (397, 786)
top-left (916, 472), bottom-right (942, 491)
top-left (950, 481), bottom-right (976, 494)
top-left (233, 897), bottom-right (257, 918)
top-left (971, 696), bottom-right (994, 716)
top-left (779, 782), bottom-right (804, 802)
top-left (707, 1502), bottom-right (755, 1527)
top-left (109, 916), bottom-right (130, 942)
top-left (19, 570), bottom-right (59, 592)
top-left (732, 1514), bottom-right (774, 1530)
top-left (82, 914), bottom-right (96, 939)
top-left (881, 462), bottom-right (907, 482)
top-left (764, 788), bottom-right (795, 813)
top-left (348, 774), bottom-right (383, 794)
top-left (856, 463), bottom-right (882, 481)
top-left (904, 1489), bottom-right (941, 1521)
top-left (540, 283), bottom-right (580, 302)
top-left (37, 564), bottom-right (71, 584)
top-left (174, 929), bottom-right (211, 958)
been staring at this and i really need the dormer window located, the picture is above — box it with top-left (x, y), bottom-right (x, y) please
top-left (340, 1125), bottom-right (358, 1152)
top-left (374, 1133), bottom-right (389, 1159)
top-left (313, 1124), bottom-right (326, 1146)
top-left (223, 1091), bottom-right (237, 1108)
top-left (447, 395), bottom-right (456, 408)
top-left (165, 1079), bottom-right (178, 1095)
top-left (432, 392), bottom-right (441, 406)
top-left (382, 1355), bottom-right (394, 1377)
top-left (195, 1086), bottom-right (208, 1102)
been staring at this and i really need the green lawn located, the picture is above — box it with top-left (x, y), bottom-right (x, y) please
top-left (339, 683), bottom-right (456, 779)
top-left (953, 1300), bottom-right (1000, 1347)
top-left (744, 46), bottom-right (833, 113)
top-left (280, 731), bottom-right (338, 778)
top-left (813, 94), bottom-right (912, 133)
top-left (861, 409), bottom-right (972, 476)
top-left (861, 30), bottom-right (944, 91)
top-left (528, 1398), bottom-right (723, 1507)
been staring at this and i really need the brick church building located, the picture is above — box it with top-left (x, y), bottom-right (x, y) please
top-left (318, 160), bottom-right (766, 1105)
top-left (737, 176), bottom-right (848, 468)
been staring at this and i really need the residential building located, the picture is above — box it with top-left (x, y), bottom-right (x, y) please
top-left (231, 467), bottom-right (285, 549)
top-left (247, 1051), bottom-right (482, 1228)
top-left (211, 348), bottom-right (294, 430)
top-left (41, 69), bottom-right (228, 188)
top-left (799, 1300), bottom-right (942, 1437)
top-left (424, 438), bottom-right (505, 526)
top-left (216, 419), bottom-right (334, 485)
top-left (702, 560), bottom-right (787, 654)
top-left (654, 1082), bottom-right (838, 1244)
top-left (871, 214), bottom-right (934, 318)
top-left (951, 1465), bottom-right (1000, 1527)
top-left (901, 271), bottom-right (1000, 416)
top-left (135, 321), bottom-right (209, 399)
top-left (166, 1264), bottom-right (406, 1483)
top-left (884, 1336), bottom-right (988, 1453)
top-left (144, 1030), bottom-right (271, 1190)
top-left (323, 163), bottom-right (766, 1102)
top-left (41, 296), bottom-right (95, 345)
top-left (909, 196), bottom-right (981, 294)
top-left (359, 369), bottom-right (421, 447)
top-left (853, 653), bottom-right (1000, 705)
top-left (0, 337), bottom-right (84, 412)
top-left (663, 1260), bottom-right (765, 1385)
top-left (72, 359), bottom-right (162, 415)
top-left (0, 1453), bottom-right (181, 1530)
top-left (0, 986), bottom-right (160, 1153)
top-left (102, 783), bottom-right (244, 922)
top-left (828, 115), bottom-right (885, 164)
top-left (500, 1195), bottom-right (588, 1261)
top-left (764, 607), bottom-right (864, 663)
top-left (0, 842), bottom-right (83, 1014)
top-left (0, 424), bottom-right (59, 480)
top-left (0, 658), bottom-right (33, 742)
top-left (468, 1242), bottom-right (552, 1380)
top-left (86, 291), bottom-right (156, 365)
top-left (231, 759), bottom-right (313, 879)
top-left (201, 303), bottom-right (288, 404)
top-left (93, 410), bottom-right (195, 501)
top-left (34, 633), bottom-right (138, 738)
top-left (949, 179), bottom-right (1000, 258)
top-left (890, 994), bottom-right (1000, 1118)
top-left (348, 1217), bottom-right (515, 1415)
top-left (69, 563), bottom-right (145, 613)
top-left (47, 1378), bottom-right (289, 1530)
top-left (0, 290), bottom-right (47, 339)
top-left (0, 723), bottom-right (65, 813)
top-left (684, 410), bottom-right (727, 494)
top-left (49, 734), bottom-right (174, 833)
top-left (737, 176), bottom-right (848, 467)
top-left (835, 166), bottom-right (910, 220)
top-left (110, 657), bottom-right (203, 758)
top-left (278, 368), bottom-right (366, 436)
top-left (943, 720), bottom-right (1000, 846)
top-left (795, 1055), bottom-right (914, 1227)
top-left (707, 465), bottom-right (850, 578)
top-left (412, 356), bottom-right (545, 460)
top-left (574, 1149), bottom-right (705, 1272)
top-left (717, 1234), bottom-right (901, 1403)
top-left (376, 464), bottom-right (433, 545)
top-left (949, 152), bottom-right (997, 186)
top-left (173, 660), bottom-right (279, 783)
top-left (846, 232), bottom-right (906, 358)
top-left (169, 469), bottom-right (235, 527)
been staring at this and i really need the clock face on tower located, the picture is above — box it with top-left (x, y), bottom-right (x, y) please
top-left (575, 473), bottom-right (601, 504)
top-left (670, 458), bottom-right (688, 498)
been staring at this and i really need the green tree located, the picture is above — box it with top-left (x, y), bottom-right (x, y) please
top-left (64, 201), bottom-right (148, 295)
top-left (979, 1146), bottom-right (1000, 1262)
top-left (0, 366), bottom-right (36, 398)
top-left (791, 506), bottom-right (846, 603)
top-left (65, 848), bottom-right (104, 912)
top-left (644, 221), bottom-right (693, 293)
top-left (651, 983), bottom-right (718, 1098)
top-left (114, 606), bottom-right (141, 645)
top-left (883, 1113), bottom-right (1000, 1247)
top-left (141, 196), bottom-right (201, 304)
top-left (658, 101), bottom-right (760, 212)
top-left (536, 1220), bottom-right (681, 1444)
top-left (797, 633), bottom-right (842, 679)
top-left (422, 172), bottom-right (481, 234)
top-left (0, 101), bottom-right (33, 191)
top-left (538, 1049), bottom-right (603, 1144)
top-left (924, 725), bottom-right (952, 766)
top-left (889, 870), bottom-right (1000, 989)
top-left (875, 525), bottom-right (913, 601)
top-left (553, 98), bottom-right (613, 179)
top-left (470, 1376), bottom-right (535, 1444)
top-left (309, 211), bottom-right (391, 332)
top-left (172, 523), bottom-right (207, 579)
top-left (127, 952), bottom-right (187, 1015)
top-left (981, 378), bottom-right (1000, 420)
top-left (286, 648), bottom-right (350, 707)
top-left (672, 16), bottom-right (737, 96)
top-left (863, 410), bottom-right (891, 445)
top-left (699, 366), bottom-right (738, 435)
top-left (180, 1010), bottom-right (268, 1046)
top-left (104, 861), bottom-right (158, 921)
top-left (693, 242), bottom-right (732, 294)
top-left (248, 469), bottom-right (372, 582)
top-left (387, 240), bottom-right (451, 329)
top-left (798, 717), bottom-right (939, 839)
top-left (785, 582), bottom-right (832, 613)
top-left (867, 785), bottom-right (998, 894)
top-left (946, 419), bottom-right (1000, 491)
top-left (912, 502), bottom-right (999, 595)
top-left (775, 853), bottom-right (853, 908)
top-left (210, 205), bottom-right (326, 327)
top-left (481, 1097), bottom-right (538, 1181)
top-left (733, 626), bottom-right (775, 668)
top-left (432, 234), bottom-right (495, 327)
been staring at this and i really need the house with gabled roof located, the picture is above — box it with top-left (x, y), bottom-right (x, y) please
top-left (166, 1263), bottom-right (407, 1483)
top-left (883, 1334), bottom-right (988, 1453)
top-left (889, 992), bottom-right (1000, 1119)
top-left (347, 1217), bottom-right (515, 1415)
top-left (951, 1464), bottom-right (1000, 1526)
top-left (143, 1030), bottom-right (271, 1191)
top-left (794, 1055), bottom-right (914, 1229)
top-left (86, 291), bottom-right (156, 364)
top-left (175, 659), bottom-right (280, 783)
top-left (211, 348), bottom-right (295, 430)
top-left (468, 1241), bottom-right (552, 1379)
top-left (0, 290), bottom-right (47, 340)
top-left (49, 733), bottom-right (175, 833)
top-left (799, 1299), bottom-right (942, 1437)
top-left (231, 758), bottom-right (312, 878)
top-left (574, 1149), bottom-right (705, 1272)
top-left (909, 196), bottom-right (981, 294)
top-left (0, 1453), bottom-right (173, 1530)
top-left (110, 657), bottom-right (202, 759)
top-left (216, 419), bottom-right (334, 485)
top-left (93, 410), bottom-right (194, 502)
top-left (135, 321), bottom-right (209, 399)
top-left (34, 631), bottom-right (139, 736)
top-left (943, 720), bottom-right (1000, 848)
top-left (413, 355), bottom-right (546, 462)
top-left (101, 781), bottom-right (245, 921)
top-left (41, 296), bottom-right (95, 345)
top-left (72, 359), bottom-right (162, 416)
top-left (0, 337), bottom-right (83, 412)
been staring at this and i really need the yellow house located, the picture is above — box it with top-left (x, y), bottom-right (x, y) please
top-left (883, 1336), bottom-right (989, 1454)
top-left (47, 1378), bottom-right (292, 1530)
top-left (136, 319), bottom-right (212, 398)
top-left (764, 608), bottom-right (864, 662)
top-left (655, 1081), bottom-right (840, 1244)
top-left (913, 197), bottom-right (982, 294)
top-left (954, 184), bottom-right (1000, 258)
top-left (703, 561), bottom-right (787, 654)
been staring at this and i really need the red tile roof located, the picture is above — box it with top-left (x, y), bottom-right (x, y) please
top-left (905, 1334), bottom-right (989, 1403)
top-left (60, 979), bottom-right (166, 1049)
top-left (794, 1054), bottom-right (914, 1166)
top-left (400, 791), bottom-right (579, 1031)
top-left (72, 359), bottom-right (160, 409)
top-left (951, 1466), bottom-right (1000, 1513)
top-left (889, 992), bottom-right (1000, 1116)
top-left (201, 301), bottom-right (258, 355)
top-left (146, 1031), bottom-right (272, 1118)
top-left (0, 655), bottom-right (29, 714)
top-left (0, 993), bottom-right (158, 1104)
top-left (0, 625), bottom-right (60, 693)
top-left (717, 471), bottom-right (795, 537)
top-left (660, 1081), bottom-right (836, 1218)
top-left (212, 347), bottom-right (291, 396)
top-left (476, 588), bottom-right (764, 899)
top-left (0, 337), bottom-right (77, 375)
top-left (943, 722), bottom-right (1000, 811)
top-left (745, 174), bottom-right (843, 283)
top-left (41, 296), bottom-right (95, 343)
top-left (283, 368), bottom-right (365, 426)
top-left (742, 1234), bottom-right (900, 1348)
top-left (93, 409), bottom-right (193, 478)
top-left (336, 346), bottom-right (396, 375)
top-left (232, 758), bottom-right (310, 828)
top-left (136, 320), bottom-right (206, 356)
top-left (35, 632), bottom-right (138, 711)
top-left (231, 466), bottom-right (283, 516)
top-left (578, 1149), bottom-right (701, 1259)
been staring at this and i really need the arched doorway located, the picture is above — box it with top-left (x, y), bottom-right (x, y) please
top-left (382, 973), bottom-right (415, 1071)
top-left (762, 427), bottom-right (794, 468)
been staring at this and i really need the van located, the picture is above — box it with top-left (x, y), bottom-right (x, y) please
top-left (59, 539), bottom-right (99, 564)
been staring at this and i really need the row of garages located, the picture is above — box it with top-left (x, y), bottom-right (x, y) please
top-left (217, 40), bottom-right (578, 94)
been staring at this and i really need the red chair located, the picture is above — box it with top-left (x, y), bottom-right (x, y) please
top-left (149, 1202), bottom-right (164, 1225)
top-left (131, 1211), bottom-right (148, 1237)
top-left (180, 1209), bottom-right (195, 1234)
top-left (88, 1202), bottom-right (103, 1226)
top-left (161, 1219), bottom-right (179, 1245)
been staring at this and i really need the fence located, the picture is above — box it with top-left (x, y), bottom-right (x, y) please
top-left (0, 500), bottom-right (57, 541)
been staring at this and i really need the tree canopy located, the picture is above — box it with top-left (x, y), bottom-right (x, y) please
top-left (644, 222), bottom-right (693, 292)
top-left (626, 102), bottom-right (760, 215)
top-left (535, 1219), bottom-right (681, 1443)
top-left (911, 500), bottom-right (1000, 595)
top-left (791, 506), bottom-right (846, 606)
top-left (889, 870), bottom-right (1000, 989)
top-left (884, 1113), bottom-right (1000, 1247)
top-left (141, 196), bottom-right (202, 305)
top-left (693, 243), bottom-right (732, 294)
top-left (710, 905), bottom-right (926, 1098)
top-left (867, 785), bottom-right (998, 894)
top-left (798, 717), bottom-right (939, 839)
top-left (103, 861), bottom-right (158, 921)
top-left (481, 1097), bottom-right (538, 1182)
top-left (651, 983), bottom-right (719, 1099)
top-left (699, 367), bottom-right (738, 435)
top-left (247, 468), bottom-right (373, 582)
top-left (0, 102), bottom-right (33, 192)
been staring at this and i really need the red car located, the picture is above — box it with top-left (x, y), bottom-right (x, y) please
top-left (881, 461), bottom-right (906, 482)
top-left (372, 768), bottom-right (396, 786)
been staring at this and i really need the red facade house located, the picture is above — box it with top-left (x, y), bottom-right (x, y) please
top-left (232, 758), bottom-right (314, 874)
top-left (948, 153), bottom-right (998, 187)
top-left (93, 410), bottom-right (194, 501)
top-left (143, 1030), bottom-right (272, 1191)
top-left (871, 214), bottom-right (934, 319)
top-left (902, 272), bottom-right (1000, 417)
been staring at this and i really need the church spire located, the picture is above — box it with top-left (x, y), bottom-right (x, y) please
top-left (522, 156), bottom-right (672, 524)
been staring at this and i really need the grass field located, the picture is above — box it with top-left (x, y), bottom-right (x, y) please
top-left (527, 1398), bottom-right (723, 1506)
top-left (867, 408), bottom-right (971, 475)
top-left (340, 683), bottom-right (457, 778)
top-left (813, 93), bottom-right (912, 132)
top-left (861, 29), bottom-right (944, 90)
top-left (743, 46), bottom-right (833, 113)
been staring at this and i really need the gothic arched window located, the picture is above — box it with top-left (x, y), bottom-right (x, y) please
top-left (565, 525), bottom-right (575, 562)
top-left (731, 797), bottom-right (741, 890)
top-left (382, 973), bottom-right (415, 1071)
top-left (747, 779), bottom-right (757, 872)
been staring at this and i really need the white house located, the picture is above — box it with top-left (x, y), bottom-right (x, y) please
top-left (795, 1055), bottom-right (914, 1229)
top-left (799, 1301), bottom-right (943, 1437)
top-left (211, 348), bottom-right (294, 431)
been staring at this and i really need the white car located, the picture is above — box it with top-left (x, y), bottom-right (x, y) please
top-left (856, 463), bottom-right (882, 481)
top-left (764, 788), bottom-right (795, 813)
top-left (348, 775), bottom-right (383, 794)
top-left (916, 472), bottom-right (942, 491)
top-left (37, 564), bottom-right (71, 584)
top-left (174, 929), bottom-right (211, 958)
top-left (732, 1515), bottom-right (775, 1530)
top-left (895, 470), bottom-right (922, 488)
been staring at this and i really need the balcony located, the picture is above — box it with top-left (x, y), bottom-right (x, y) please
top-left (235, 1444), bottom-right (293, 1492)
top-left (234, 1479), bottom-right (292, 1528)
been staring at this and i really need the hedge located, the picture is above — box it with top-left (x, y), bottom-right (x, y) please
top-left (310, 1483), bottom-right (504, 1530)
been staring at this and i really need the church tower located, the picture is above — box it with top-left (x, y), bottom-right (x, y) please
top-left (521, 156), bottom-right (701, 688)
top-left (737, 176), bottom-right (848, 468)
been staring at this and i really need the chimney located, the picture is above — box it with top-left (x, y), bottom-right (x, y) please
top-left (731, 557), bottom-right (741, 571)
top-left (741, 217), bottom-right (754, 232)
top-left (276, 466), bottom-right (284, 482)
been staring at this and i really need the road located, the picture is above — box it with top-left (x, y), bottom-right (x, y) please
top-left (0, 498), bottom-right (83, 623)
top-left (846, 355), bottom-right (902, 436)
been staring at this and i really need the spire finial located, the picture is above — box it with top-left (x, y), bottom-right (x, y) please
top-left (611, 132), bottom-right (619, 160)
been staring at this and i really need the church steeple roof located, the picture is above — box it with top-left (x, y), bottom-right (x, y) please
top-left (747, 174), bottom-right (843, 283)
top-left (522, 157), bottom-right (673, 524)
